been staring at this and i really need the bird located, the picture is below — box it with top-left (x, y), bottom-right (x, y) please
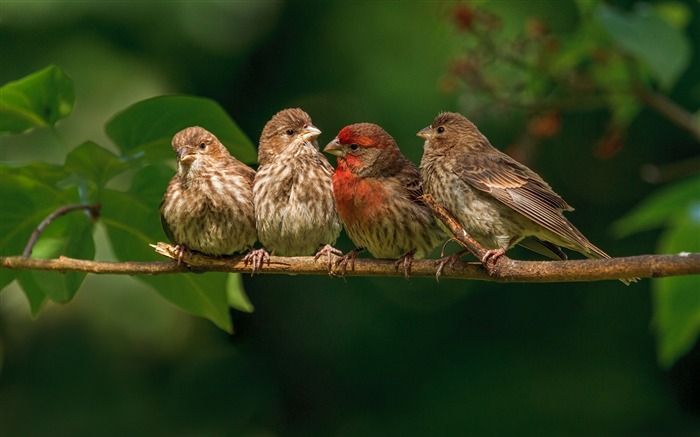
top-left (418, 111), bottom-right (636, 284)
top-left (324, 122), bottom-right (446, 277)
top-left (250, 108), bottom-right (342, 271)
top-left (160, 126), bottom-right (257, 264)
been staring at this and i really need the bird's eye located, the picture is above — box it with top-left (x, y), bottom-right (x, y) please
top-left (285, 129), bottom-right (295, 136)
top-left (199, 142), bottom-right (207, 149)
top-left (437, 126), bottom-right (446, 134)
top-left (350, 144), bottom-right (359, 151)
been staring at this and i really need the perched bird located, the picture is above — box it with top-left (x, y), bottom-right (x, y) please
top-left (324, 123), bottom-right (446, 277)
top-left (160, 126), bottom-right (257, 263)
top-left (251, 108), bottom-right (342, 270)
top-left (418, 111), bottom-right (636, 284)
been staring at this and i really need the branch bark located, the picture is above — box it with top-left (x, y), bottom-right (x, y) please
top-left (2, 249), bottom-right (699, 282)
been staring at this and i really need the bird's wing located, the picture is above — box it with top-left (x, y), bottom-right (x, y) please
top-left (160, 211), bottom-right (176, 244)
top-left (451, 151), bottom-right (593, 246)
top-left (395, 155), bottom-right (425, 205)
top-left (159, 177), bottom-right (179, 244)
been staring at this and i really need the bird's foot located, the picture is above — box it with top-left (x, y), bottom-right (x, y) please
top-left (481, 248), bottom-right (506, 266)
top-left (334, 248), bottom-right (363, 278)
top-left (314, 244), bottom-right (344, 274)
top-left (435, 250), bottom-right (468, 281)
top-left (395, 250), bottom-right (416, 280)
top-left (174, 244), bottom-right (191, 265)
top-left (243, 248), bottom-right (270, 275)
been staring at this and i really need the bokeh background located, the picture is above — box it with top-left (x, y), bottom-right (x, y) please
top-left (1, 1), bottom-right (699, 435)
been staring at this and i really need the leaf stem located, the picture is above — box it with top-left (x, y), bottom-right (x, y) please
top-left (22, 204), bottom-right (101, 257)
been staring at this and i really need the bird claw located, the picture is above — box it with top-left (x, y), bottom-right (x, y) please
top-left (334, 248), bottom-right (363, 278)
top-left (434, 250), bottom-right (466, 281)
top-left (314, 244), bottom-right (343, 273)
top-left (244, 248), bottom-right (270, 275)
top-left (394, 250), bottom-right (415, 280)
top-left (174, 244), bottom-right (191, 265)
top-left (481, 248), bottom-right (506, 266)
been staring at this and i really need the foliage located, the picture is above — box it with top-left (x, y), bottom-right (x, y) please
top-left (445, 0), bottom-right (699, 368)
top-left (614, 176), bottom-right (700, 368)
top-left (1, 1), bottom-right (699, 434)
top-left (0, 65), bottom-right (256, 332)
top-left (445, 0), bottom-right (695, 157)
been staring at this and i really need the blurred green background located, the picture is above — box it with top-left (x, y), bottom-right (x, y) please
top-left (1, 1), bottom-right (699, 435)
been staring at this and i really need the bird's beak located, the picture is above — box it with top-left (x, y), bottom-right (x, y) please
top-left (177, 146), bottom-right (196, 164)
top-left (302, 124), bottom-right (322, 142)
top-left (416, 126), bottom-right (433, 140)
top-left (323, 138), bottom-right (345, 157)
top-left (177, 147), bottom-right (191, 159)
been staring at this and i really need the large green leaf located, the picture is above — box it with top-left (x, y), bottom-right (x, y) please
top-left (227, 272), bottom-right (254, 313)
top-left (0, 64), bottom-right (75, 133)
top-left (99, 165), bottom-right (242, 332)
top-left (139, 274), bottom-right (233, 333)
top-left (1, 163), bottom-right (73, 260)
top-left (613, 175), bottom-right (700, 367)
top-left (64, 141), bottom-right (131, 198)
top-left (596, 3), bottom-right (691, 89)
top-left (611, 175), bottom-right (700, 238)
top-left (0, 163), bottom-right (76, 256)
top-left (17, 211), bottom-right (95, 304)
top-left (0, 162), bottom-right (93, 309)
top-left (653, 209), bottom-right (700, 368)
top-left (104, 95), bottom-right (257, 164)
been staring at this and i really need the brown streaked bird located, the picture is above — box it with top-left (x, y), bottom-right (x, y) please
top-left (324, 123), bottom-right (446, 277)
top-left (250, 108), bottom-right (342, 271)
top-left (160, 126), bottom-right (257, 263)
top-left (418, 112), bottom-right (636, 284)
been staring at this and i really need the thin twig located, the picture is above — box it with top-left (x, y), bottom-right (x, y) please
top-left (420, 194), bottom-right (490, 261)
top-left (634, 86), bottom-right (700, 143)
top-left (23, 204), bottom-right (101, 257)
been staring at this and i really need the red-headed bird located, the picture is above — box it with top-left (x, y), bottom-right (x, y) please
top-left (324, 123), bottom-right (446, 277)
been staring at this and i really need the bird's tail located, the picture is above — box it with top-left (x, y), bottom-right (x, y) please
top-left (581, 242), bottom-right (638, 286)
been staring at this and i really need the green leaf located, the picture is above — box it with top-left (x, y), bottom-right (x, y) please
top-left (596, 3), bottom-right (691, 89)
top-left (64, 141), bottom-right (131, 197)
top-left (105, 95), bottom-right (257, 164)
top-left (140, 274), bottom-right (233, 333)
top-left (11, 273), bottom-right (47, 316)
top-left (0, 64), bottom-right (75, 133)
top-left (655, 274), bottom-right (700, 368)
top-left (611, 175), bottom-right (700, 238)
top-left (0, 163), bottom-right (75, 259)
top-left (99, 166), bottom-right (237, 332)
top-left (574, 0), bottom-right (601, 18)
top-left (17, 212), bottom-right (95, 303)
top-left (653, 209), bottom-right (700, 368)
top-left (227, 273), bottom-right (254, 313)
top-left (101, 188), bottom-right (164, 262)
top-left (654, 1), bottom-right (691, 29)
top-left (1, 162), bottom-right (94, 305)
top-left (613, 176), bottom-right (699, 367)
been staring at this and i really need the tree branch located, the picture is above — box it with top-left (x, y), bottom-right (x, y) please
top-left (3, 195), bottom-right (698, 283)
top-left (2, 249), bottom-right (698, 282)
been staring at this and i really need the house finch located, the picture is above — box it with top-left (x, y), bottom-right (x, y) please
top-left (324, 123), bottom-right (446, 277)
top-left (251, 108), bottom-right (342, 270)
top-left (418, 111), bottom-right (636, 284)
top-left (160, 126), bottom-right (257, 264)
